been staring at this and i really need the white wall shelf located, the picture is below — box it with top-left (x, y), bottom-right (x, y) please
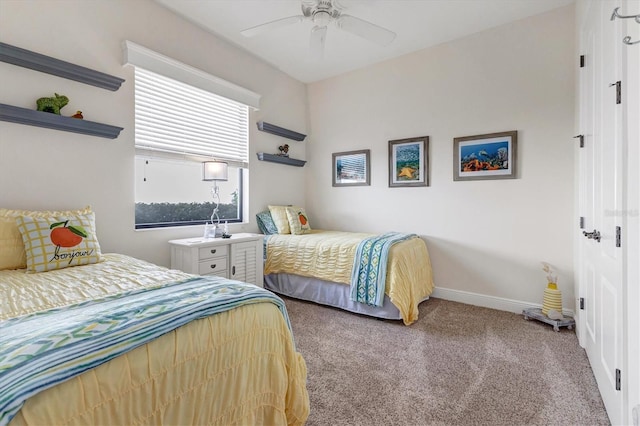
top-left (256, 152), bottom-right (306, 167)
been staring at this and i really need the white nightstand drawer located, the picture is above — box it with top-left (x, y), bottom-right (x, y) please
top-left (198, 258), bottom-right (228, 275)
top-left (199, 245), bottom-right (228, 260)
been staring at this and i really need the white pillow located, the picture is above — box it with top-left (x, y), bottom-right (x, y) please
top-left (268, 205), bottom-right (292, 234)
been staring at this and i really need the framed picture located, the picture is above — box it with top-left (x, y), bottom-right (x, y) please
top-left (388, 136), bottom-right (429, 187)
top-left (453, 131), bottom-right (517, 181)
top-left (332, 149), bottom-right (370, 187)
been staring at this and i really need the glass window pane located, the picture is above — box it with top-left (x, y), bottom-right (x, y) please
top-left (135, 157), bottom-right (242, 228)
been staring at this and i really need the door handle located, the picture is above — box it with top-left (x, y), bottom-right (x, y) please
top-left (583, 229), bottom-right (601, 242)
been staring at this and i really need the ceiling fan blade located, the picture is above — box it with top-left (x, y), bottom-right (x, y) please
top-left (336, 14), bottom-right (396, 46)
top-left (310, 25), bottom-right (327, 60)
top-left (241, 15), bottom-right (304, 37)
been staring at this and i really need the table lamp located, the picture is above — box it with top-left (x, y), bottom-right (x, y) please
top-left (202, 161), bottom-right (228, 237)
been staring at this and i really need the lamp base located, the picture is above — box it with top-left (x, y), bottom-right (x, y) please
top-left (203, 223), bottom-right (225, 239)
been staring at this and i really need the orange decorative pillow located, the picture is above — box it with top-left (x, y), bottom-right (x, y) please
top-left (0, 206), bottom-right (92, 270)
top-left (286, 206), bottom-right (311, 235)
top-left (16, 212), bottom-right (103, 273)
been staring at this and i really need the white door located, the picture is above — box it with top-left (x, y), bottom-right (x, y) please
top-left (577, 1), bottom-right (626, 424)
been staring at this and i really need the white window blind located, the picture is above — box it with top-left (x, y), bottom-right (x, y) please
top-left (134, 67), bottom-right (249, 168)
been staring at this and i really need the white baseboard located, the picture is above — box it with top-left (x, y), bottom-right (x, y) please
top-left (431, 287), bottom-right (575, 317)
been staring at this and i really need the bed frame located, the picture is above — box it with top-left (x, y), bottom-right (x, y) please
top-left (265, 272), bottom-right (428, 321)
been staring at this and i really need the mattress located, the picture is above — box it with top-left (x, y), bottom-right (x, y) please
top-left (1, 253), bottom-right (309, 426)
top-left (264, 230), bottom-right (434, 325)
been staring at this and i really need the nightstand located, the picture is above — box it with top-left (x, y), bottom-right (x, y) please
top-left (169, 233), bottom-right (264, 287)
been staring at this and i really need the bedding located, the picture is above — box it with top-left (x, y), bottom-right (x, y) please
top-left (0, 253), bottom-right (309, 426)
top-left (263, 230), bottom-right (434, 325)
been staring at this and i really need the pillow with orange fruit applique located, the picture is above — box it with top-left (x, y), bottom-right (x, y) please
top-left (16, 212), bottom-right (103, 273)
top-left (0, 206), bottom-right (92, 270)
top-left (285, 206), bottom-right (311, 235)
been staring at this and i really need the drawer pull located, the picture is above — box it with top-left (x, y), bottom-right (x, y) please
top-left (210, 249), bottom-right (217, 254)
top-left (210, 264), bottom-right (217, 269)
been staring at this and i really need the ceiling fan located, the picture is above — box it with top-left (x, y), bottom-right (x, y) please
top-left (240, 0), bottom-right (396, 58)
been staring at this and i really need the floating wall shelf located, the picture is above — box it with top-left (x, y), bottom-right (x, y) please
top-left (257, 121), bottom-right (306, 141)
top-left (257, 152), bottom-right (306, 167)
top-left (0, 42), bottom-right (125, 91)
top-left (0, 104), bottom-right (124, 139)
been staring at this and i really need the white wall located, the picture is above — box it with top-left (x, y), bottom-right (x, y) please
top-left (306, 6), bottom-right (576, 310)
top-left (0, 0), bottom-right (307, 267)
top-left (0, 1), bottom-right (578, 311)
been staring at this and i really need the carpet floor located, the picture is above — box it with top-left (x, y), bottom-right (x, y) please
top-left (283, 296), bottom-right (610, 426)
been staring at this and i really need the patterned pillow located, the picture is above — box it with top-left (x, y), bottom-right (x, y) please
top-left (286, 206), bottom-right (311, 235)
top-left (256, 210), bottom-right (278, 235)
top-left (0, 206), bottom-right (92, 270)
top-left (268, 205), bottom-right (292, 234)
top-left (16, 212), bottom-right (103, 273)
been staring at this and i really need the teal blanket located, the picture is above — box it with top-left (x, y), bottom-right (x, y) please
top-left (350, 232), bottom-right (417, 307)
top-left (0, 276), bottom-right (291, 426)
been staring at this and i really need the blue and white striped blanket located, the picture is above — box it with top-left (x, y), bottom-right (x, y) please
top-left (0, 276), bottom-right (290, 426)
top-left (350, 232), bottom-right (417, 307)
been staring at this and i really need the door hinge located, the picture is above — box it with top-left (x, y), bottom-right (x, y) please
top-left (580, 55), bottom-right (585, 68)
top-left (573, 134), bottom-right (585, 148)
top-left (580, 297), bottom-right (585, 310)
top-left (610, 81), bottom-right (622, 104)
top-left (579, 216), bottom-right (585, 229)
top-left (616, 226), bottom-right (621, 247)
top-left (616, 369), bottom-right (621, 391)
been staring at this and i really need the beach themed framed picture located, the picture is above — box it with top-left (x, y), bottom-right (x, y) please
top-left (453, 131), bottom-right (517, 181)
top-left (332, 149), bottom-right (371, 187)
top-left (388, 136), bottom-right (429, 187)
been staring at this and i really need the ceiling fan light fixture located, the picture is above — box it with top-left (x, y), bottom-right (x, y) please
top-left (313, 10), bottom-right (332, 26)
top-left (240, 0), bottom-right (397, 56)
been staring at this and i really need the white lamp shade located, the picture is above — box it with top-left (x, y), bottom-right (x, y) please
top-left (202, 161), bottom-right (228, 181)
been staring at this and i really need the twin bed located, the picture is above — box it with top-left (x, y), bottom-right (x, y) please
top-left (264, 230), bottom-right (434, 325)
top-left (1, 205), bottom-right (434, 425)
top-left (258, 206), bottom-right (435, 326)
top-left (0, 208), bottom-right (308, 426)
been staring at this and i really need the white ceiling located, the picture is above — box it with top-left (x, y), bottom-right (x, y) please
top-left (155, 0), bottom-right (574, 83)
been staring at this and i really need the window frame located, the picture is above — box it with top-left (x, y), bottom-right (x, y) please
top-left (123, 41), bottom-right (260, 230)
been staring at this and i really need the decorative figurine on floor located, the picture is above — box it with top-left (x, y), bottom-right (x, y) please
top-left (36, 93), bottom-right (69, 114)
top-left (277, 144), bottom-right (289, 157)
top-left (541, 261), bottom-right (562, 316)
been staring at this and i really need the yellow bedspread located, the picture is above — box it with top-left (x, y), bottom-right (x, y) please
top-left (264, 230), bottom-right (435, 325)
top-left (1, 254), bottom-right (309, 426)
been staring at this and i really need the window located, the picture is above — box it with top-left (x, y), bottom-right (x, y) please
top-left (125, 41), bottom-right (260, 230)
top-left (134, 157), bottom-right (243, 228)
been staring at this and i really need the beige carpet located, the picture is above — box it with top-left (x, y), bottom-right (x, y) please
top-left (283, 296), bottom-right (610, 426)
